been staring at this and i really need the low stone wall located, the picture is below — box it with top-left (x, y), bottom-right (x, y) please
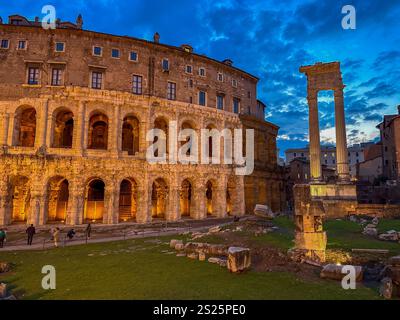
top-left (353, 204), bottom-right (400, 218)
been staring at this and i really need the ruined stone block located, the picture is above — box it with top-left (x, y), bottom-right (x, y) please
top-left (227, 247), bottom-right (251, 273)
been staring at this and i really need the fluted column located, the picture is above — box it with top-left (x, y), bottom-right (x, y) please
top-left (308, 89), bottom-right (322, 182)
top-left (0, 113), bottom-right (10, 146)
top-left (334, 88), bottom-right (350, 182)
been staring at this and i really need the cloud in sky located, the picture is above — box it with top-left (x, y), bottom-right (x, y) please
top-left (1, 0), bottom-right (399, 156)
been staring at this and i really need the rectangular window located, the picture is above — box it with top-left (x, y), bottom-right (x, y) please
top-left (17, 40), bottom-right (26, 50)
top-left (217, 73), bottom-right (223, 82)
top-left (132, 75), bottom-right (142, 95)
top-left (199, 91), bottom-right (206, 106)
top-left (232, 79), bottom-right (237, 87)
top-left (186, 65), bottom-right (192, 73)
top-left (167, 82), bottom-right (176, 100)
top-left (217, 94), bottom-right (224, 110)
top-left (51, 68), bottom-right (63, 86)
top-left (91, 71), bottom-right (103, 89)
top-left (129, 51), bottom-right (138, 61)
top-left (55, 42), bottom-right (65, 52)
top-left (93, 46), bottom-right (102, 56)
top-left (1, 39), bottom-right (9, 49)
top-left (199, 67), bottom-right (206, 77)
top-left (162, 59), bottom-right (169, 71)
top-left (111, 48), bottom-right (120, 58)
top-left (27, 67), bottom-right (39, 85)
top-left (233, 98), bottom-right (240, 113)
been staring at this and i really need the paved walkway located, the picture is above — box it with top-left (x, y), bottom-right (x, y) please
top-left (0, 221), bottom-right (234, 252)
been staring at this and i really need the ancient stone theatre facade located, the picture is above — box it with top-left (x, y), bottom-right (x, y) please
top-left (0, 15), bottom-right (284, 226)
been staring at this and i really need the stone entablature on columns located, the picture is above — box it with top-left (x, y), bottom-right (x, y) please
top-left (300, 62), bottom-right (350, 183)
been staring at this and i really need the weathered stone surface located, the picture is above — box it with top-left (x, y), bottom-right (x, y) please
top-left (208, 257), bottom-right (221, 264)
top-left (227, 247), bottom-right (251, 273)
top-left (372, 217), bottom-right (379, 225)
top-left (253, 204), bottom-right (274, 219)
top-left (187, 253), bottom-right (198, 260)
top-left (170, 239), bottom-right (183, 249)
top-left (218, 258), bottom-right (227, 267)
top-left (389, 255), bottom-right (400, 266)
top-left (175, 243), bottom-right (185, 251)
top-left (378, 233), bottom-right (399, 241)
top-left (198, 252), bottom-right (206, 261)
top-left (379, 277), bottom-right (393, 299)
top-left (320, 264), bottom-right (363, 282)
top-left (363, 227), bottom-right (378, 237)
top-left (208, 226), bottom-right (222, 233)
top-left (0, 283), bottom-right (7, 298)
top-left (0, 262), bottom-right (11, 273)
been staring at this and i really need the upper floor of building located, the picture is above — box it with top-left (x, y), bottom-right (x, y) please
top-left (0, 14), bottom-right (265, 119)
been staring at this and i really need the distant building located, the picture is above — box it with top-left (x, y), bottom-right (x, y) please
top-left (376, 106), bottom-right (400, 182)
top-left (357, 143), bottom-right (383, 183)
top-left (285, 143), bottom-right (373, 178)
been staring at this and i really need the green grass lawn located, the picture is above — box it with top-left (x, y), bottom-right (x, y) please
top-left (0, 236), bottom-right (381, 300)
top-left (1, 217), bottom-right (399, 300)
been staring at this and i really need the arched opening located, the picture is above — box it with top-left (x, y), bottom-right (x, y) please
top-left (180, 121), bottom-right (195, 156)
top-left (10, 176), bottom-right (31, 223)
top-left (206, 180), bottom-right (214, 216)
top-left (88, 113), bottom-right (108, 150)
top-left (14, 106), bottom-right (36, 147)
top-left (153, 117), bottom-right (168, 157)
top-left (52, 109), bottom-right (74, 148)
top-left (151, 178), bottom-right (168, 219)
top-left (122, 116), bottom-right (139, 155)
top-left (47, 177), bottom-right (69, 223)
top-left (119, 179), bottom-right (137, 222)
top-left (85, 179), bottom-right (105, 222)
top-left (180, 179), bottom-right (192, 217)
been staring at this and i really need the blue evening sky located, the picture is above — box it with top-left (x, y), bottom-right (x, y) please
top-left (1, 0), bottom-right (399, 157)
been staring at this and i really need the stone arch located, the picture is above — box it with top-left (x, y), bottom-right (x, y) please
top-left (180, 178), bottom-right (194, 218)
top-left (9, 175), bottom-right (31, 223)
top-left (119, 178), bottom-right (138, 222)
top-left (88, 112), bottom-right (109, 150)
top-left (13, 105), bottom-right (36, 147)
top-left (205, 179), bottom-right (217, 217)
top-left (121, 115), bottom-right (139, 155)
top-left (151, 177), bottom-right (168, 219)
top-left (46, 176), bottom-right (69, 223)
top-left (52, 107), bottom-right (74, 148)
top-left (84, 178), bottom-right (105, 222)
top-left (153, 116), bottom-right (169, 156)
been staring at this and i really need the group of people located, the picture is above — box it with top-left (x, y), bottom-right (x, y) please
top-left (0, 223), bottom-right (92, 249)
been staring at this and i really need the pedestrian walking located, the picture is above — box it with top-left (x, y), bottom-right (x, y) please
top-left (67, 229), bottom-right (76, 240)
top-left (26, 224), bottom-right (36, 245)
top-left (0, 228), bottom-right (6, 248)
top-left (53, 227), bottom-right (60, 247)
top-left (85, 223), bottom-right (92, 239)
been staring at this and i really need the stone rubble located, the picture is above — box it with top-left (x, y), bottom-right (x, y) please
top-left (320, 264), bottom-right (363, 282)
top-left (227, 247), bottom-right (251, 273)
top-left (0, 262), bottom-right (11, 273)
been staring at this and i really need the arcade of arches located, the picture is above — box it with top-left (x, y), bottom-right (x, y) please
top-left (0, 89), bottom-right (285, 226)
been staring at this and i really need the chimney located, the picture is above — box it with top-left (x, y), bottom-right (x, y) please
top-left (222, 59), bottom-right (233, 66)
top-left (76, 14), bottom-right (83, 29)
top-left (34, 16), bottom-right (39, 22)
top-left (153, 32), bottom-right (160, 43)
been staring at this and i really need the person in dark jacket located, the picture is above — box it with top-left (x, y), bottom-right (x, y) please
top-left (85, 223), bottom-right (92, 239)
top-left (26, 224), bottom-right (36, 245)
top-left (0, 228), bottom-right (6, 248)
top-left (67, 229), bottom-right (76, 240)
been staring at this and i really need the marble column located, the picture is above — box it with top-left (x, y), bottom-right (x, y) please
top-left (308, 89), bottom-right (322, 182)
top-left (334, 89), bottom-right (350, 182)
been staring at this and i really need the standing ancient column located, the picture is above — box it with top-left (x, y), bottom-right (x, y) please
top-left (35, 99), bottom-right (49, 149)
top-left (308, 89), bottom-right (322, 182)
top-left (136, 182), bottom-right (151, 223)
top-left (334, 89), bottom-right (350, 182)
top-left (111, 105), bottom-right (121, 157)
